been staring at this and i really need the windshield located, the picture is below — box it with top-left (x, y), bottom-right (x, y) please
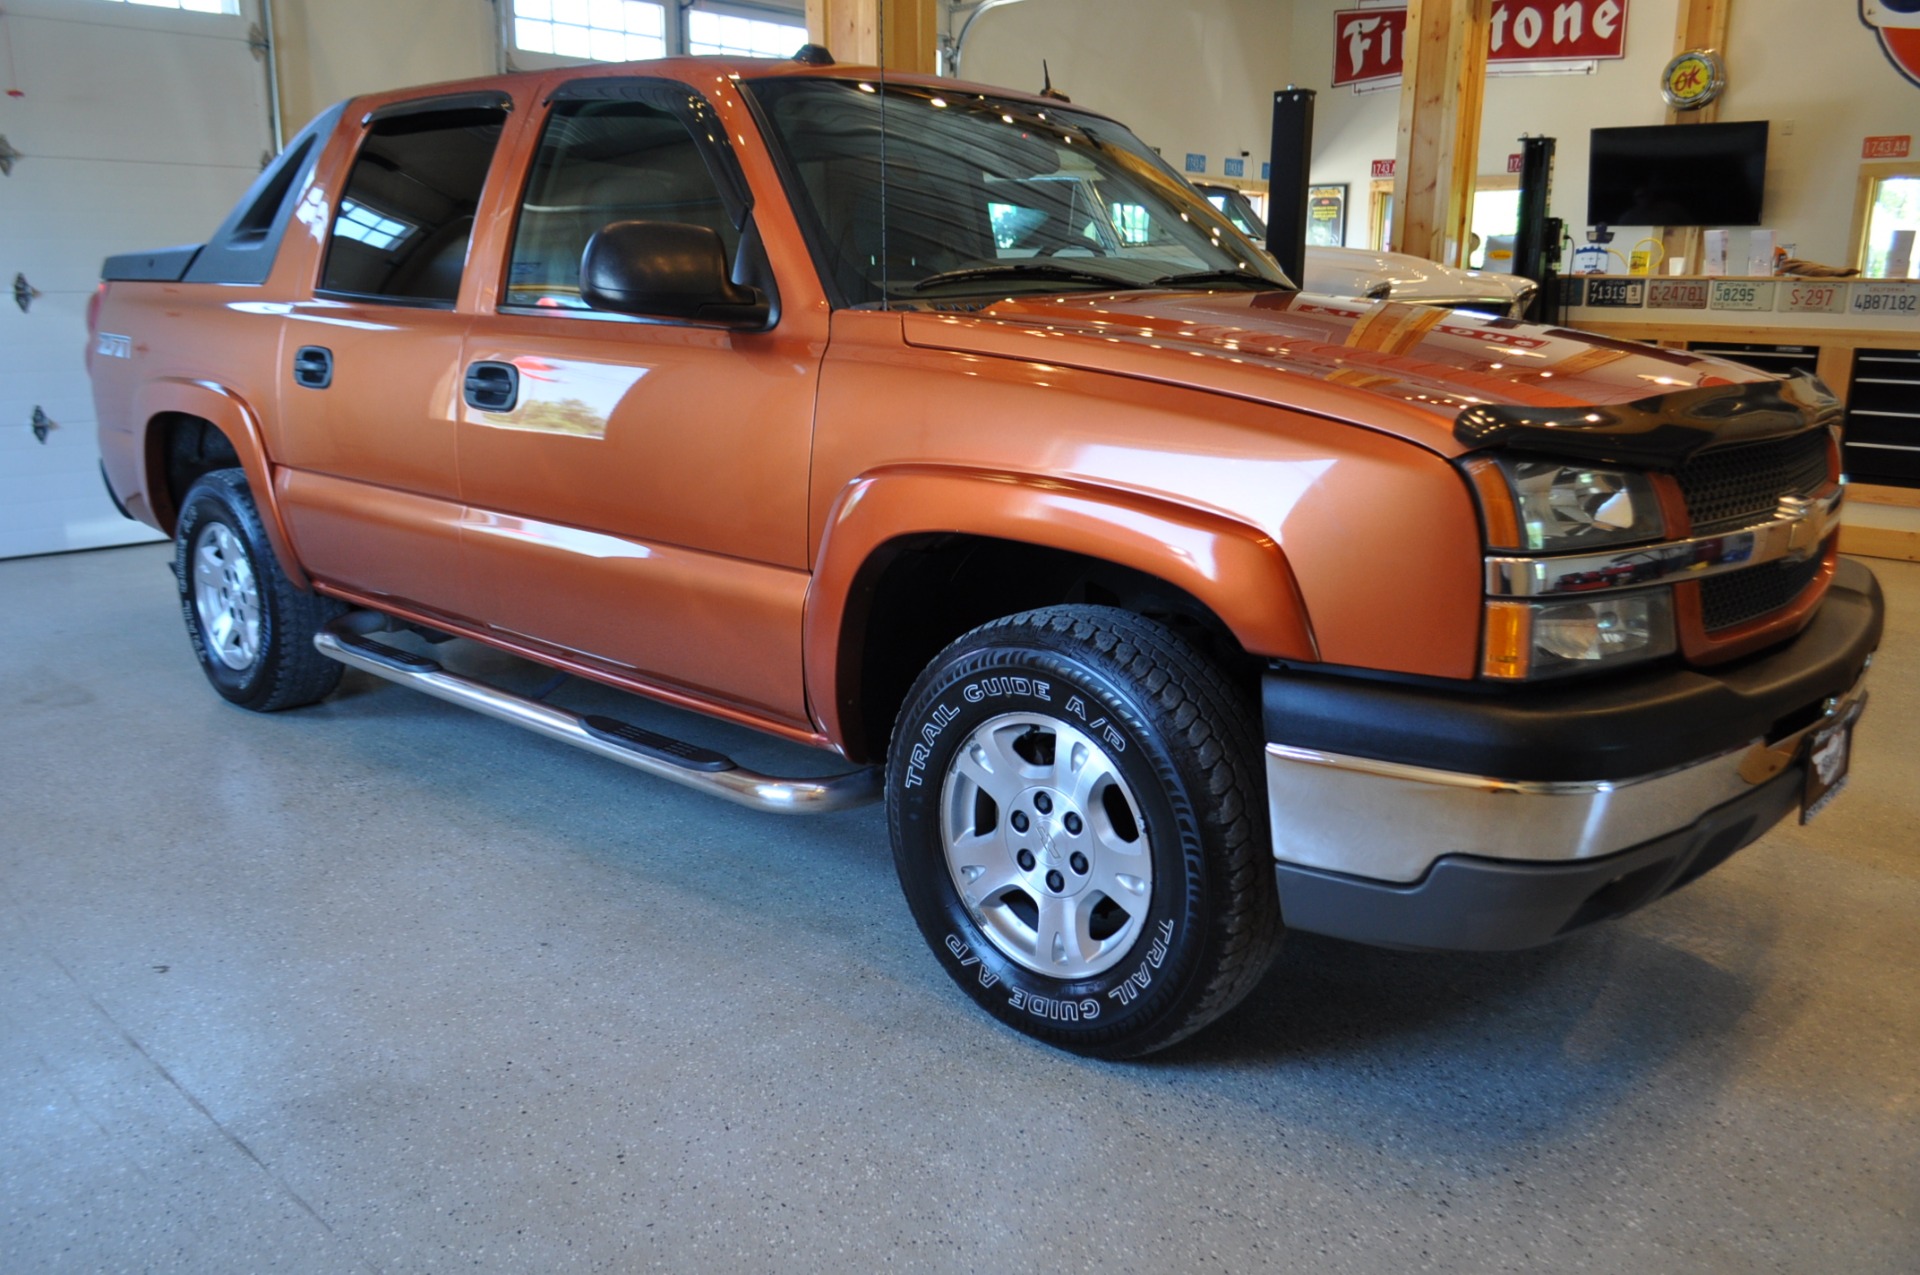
top-left (746, 77), bottom-right (1293, 305)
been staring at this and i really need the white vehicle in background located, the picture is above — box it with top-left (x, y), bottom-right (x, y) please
top-left (1194, 182), bottom-right (1537, 318)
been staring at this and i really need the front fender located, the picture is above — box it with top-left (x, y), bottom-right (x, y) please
top-left (134, 378), bottom-right (309, 590)
top-left (803, 464), bottom-right (1317, 750)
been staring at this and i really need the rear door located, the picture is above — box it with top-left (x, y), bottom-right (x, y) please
top-left (0, 0), bottom-right (271, 559)
top-left (270, 92), bottom-right (514, 618)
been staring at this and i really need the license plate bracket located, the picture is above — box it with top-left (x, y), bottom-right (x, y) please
top-left (1801, 697), bottom-right (1865, 824)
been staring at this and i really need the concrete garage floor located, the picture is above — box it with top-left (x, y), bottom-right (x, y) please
top-left (2, 544), bottom-right (1916, 1274)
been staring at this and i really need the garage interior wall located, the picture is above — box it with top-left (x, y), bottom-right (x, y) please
top-left (269, 0), bottom-right (498, 136)
top-left (260, 0), bottom-right (1920, 262)
top-left (959, 0), bottom-right (1293, 186)
top-left (1292, 0), bottom-right (1920, 262)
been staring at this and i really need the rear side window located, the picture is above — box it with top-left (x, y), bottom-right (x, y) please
top-left (319, 105), bottom-right (508, 305)
top-left (505, 96), bottom-right (741, 313)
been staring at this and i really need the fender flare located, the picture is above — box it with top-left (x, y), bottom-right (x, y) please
top-left (137, 378), bottom-right (310, 590)
top-left (804, 464), bottom-right (1318, 752)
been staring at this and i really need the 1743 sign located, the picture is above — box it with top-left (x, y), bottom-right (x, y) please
top-left (1335, 1), bottom-right (1629, 87)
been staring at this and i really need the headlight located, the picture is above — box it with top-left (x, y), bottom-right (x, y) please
top-left (1474, 457), bottom-right (1665, 552)
top-left (1484, 590), bottom-right (1678, 680)
top-left (1465, 454), bottom-right (1678, 681)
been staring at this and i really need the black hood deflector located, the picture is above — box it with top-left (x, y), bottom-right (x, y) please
top-left (1453, 371), bottom-right (1839, 469)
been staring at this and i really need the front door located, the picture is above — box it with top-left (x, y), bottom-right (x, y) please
top-left (457, 82), bottom-right (819, 726)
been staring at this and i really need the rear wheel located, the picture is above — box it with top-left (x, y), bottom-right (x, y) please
top-left (886, 605), bottom-right (1281, 1058)
top-left (174, 468), bottom-right (343, 711)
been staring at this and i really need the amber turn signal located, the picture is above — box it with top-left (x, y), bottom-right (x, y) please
top-left (1482, 600), bottom-right (1532, 680)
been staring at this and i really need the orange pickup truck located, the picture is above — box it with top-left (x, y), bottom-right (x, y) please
top-left (89, 53), bottom-right (1882, 1057)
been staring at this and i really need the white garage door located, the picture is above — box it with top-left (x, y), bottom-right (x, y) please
top-left (0, 0), bottom-right (272, 559)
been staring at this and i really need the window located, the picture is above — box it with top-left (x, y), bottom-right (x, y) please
top-left (506, 93), bottom-right (740, 313)
top-left (512, 0), bottom-right (666, 62)
top-left (94, 0), bottom-right (239, 12)
top-left (1856, 170), bottom-right (1920, 280)
top-left (1370, 181), bottom-right (1394, 252)
top-left (748, 79), bottom-right (1285, 307)
top-left (319, 105), bottom-right (508, 305)
top-left (686, 9), bottom-right (805, 58)
top-left (1468, 185), bottom-right (1522, 270)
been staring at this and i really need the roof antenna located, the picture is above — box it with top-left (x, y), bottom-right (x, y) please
top-left (1038, 60), bottom-right (1070, 102)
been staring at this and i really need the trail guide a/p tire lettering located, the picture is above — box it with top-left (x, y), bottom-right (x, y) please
top-left (885, 606), bottom-right (1281, 1058)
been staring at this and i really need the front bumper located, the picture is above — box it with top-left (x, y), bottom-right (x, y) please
top-left (1263, 558), bottom-right (1883, 951)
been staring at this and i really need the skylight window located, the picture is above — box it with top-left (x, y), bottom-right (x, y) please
top-left (333, 201), bottom-right (415, 252)
top-left (512, 0), bottom-right (666, 62)
top-left (686, 10), bottom-right (806, 58)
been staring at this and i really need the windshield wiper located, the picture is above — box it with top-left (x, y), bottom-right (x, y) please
top-left (1148, 269), bottom-right (1286, 291)
top-left (911, 263), bottom-right (1133, 293)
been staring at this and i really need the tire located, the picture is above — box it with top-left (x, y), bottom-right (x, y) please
top-left (886, 605), bottom-right (1282, 1058)
top-left (174, 468), bottom-right (344, 712)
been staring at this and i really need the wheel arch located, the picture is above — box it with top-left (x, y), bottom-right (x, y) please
top-left (136, 379), bottom-right (309, 590)
top-left (806, 465), bottom-right (1317, 762)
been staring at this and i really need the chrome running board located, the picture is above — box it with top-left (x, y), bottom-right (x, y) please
top-left (314, 612), bottom-right (881, 815)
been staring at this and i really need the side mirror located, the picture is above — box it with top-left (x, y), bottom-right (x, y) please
top-left (579, 221), bottom-right (769, 328)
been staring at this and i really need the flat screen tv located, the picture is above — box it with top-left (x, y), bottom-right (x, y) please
top-left (1587, 121), bottom-right (1768, 227)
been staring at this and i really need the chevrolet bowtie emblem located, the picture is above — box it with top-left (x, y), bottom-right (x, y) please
top-left (1777, 495), bottom-right (1818, 556)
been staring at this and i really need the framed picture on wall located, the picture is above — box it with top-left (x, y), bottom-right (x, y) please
top-left (1307, 183), bottom-right (1347, 247)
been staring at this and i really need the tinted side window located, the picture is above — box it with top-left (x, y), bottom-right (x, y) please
top-left (319, 106), bottom-right (507, 305)
top-left (505, 98), bottom-right (740, 313)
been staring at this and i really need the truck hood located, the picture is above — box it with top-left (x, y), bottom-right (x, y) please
top-left (899, 289), bottom-right (1764, 457)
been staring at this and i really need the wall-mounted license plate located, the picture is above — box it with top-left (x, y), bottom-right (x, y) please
top-left (1585, 278), bottom-right (1645, 308)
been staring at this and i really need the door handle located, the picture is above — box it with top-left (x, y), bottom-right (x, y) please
top-left (292, 345), bottom-right (332, 389)
top-left (464, 361), bottom-right (520, 412)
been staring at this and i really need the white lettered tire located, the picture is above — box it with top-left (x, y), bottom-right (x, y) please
top-left (886, 606), bottom-right (1281, 1057)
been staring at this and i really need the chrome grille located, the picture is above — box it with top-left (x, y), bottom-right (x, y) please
top-left (1676, 430), bottom-right (1830, 535)
top-left (1700, 554), bottom-right (1824, 632)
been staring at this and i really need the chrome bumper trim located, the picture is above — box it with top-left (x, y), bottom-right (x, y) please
top-left (1264, 673), bottom-right (1868, 885)
top-left (1484, 482), bottom-right (1843, 599)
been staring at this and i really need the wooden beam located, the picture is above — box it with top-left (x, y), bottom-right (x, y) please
top-left (805, 0), bottom-right (937, 73)
top-left (1852, 484), bottom-right (1920, 511)
top-left (1391, 0), bottom-right (1490, 267)
top-left (1673, 0), bottom-right (1732, 74)
top-left (1839, 525), bottom-right (1920, 562)
top-left (1569, 319), bottom-right (1920, 352)
top-left (1660, 0), bottom-right (1735, 266)
top-left (1815, 346), bottom-right (1857, 408)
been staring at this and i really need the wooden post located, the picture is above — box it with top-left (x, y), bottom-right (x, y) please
top-left (1670, 0), bottom-right (1732, 117)
top-left (805, 0), bottom-right (937, 73)
top-left (1660, 0), bottom-right (1734, 269)
top-left (1391, 0), bottom-right (1491, 267)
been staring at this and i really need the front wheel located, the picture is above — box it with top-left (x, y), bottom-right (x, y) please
top-left (886, 606), bottom-right (1281, 1058)
top-left (174, 468), bottom-right (344, 712)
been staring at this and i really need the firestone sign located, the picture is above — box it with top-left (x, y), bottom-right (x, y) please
top-left (1334, 1), bottom-right (1629, 87)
